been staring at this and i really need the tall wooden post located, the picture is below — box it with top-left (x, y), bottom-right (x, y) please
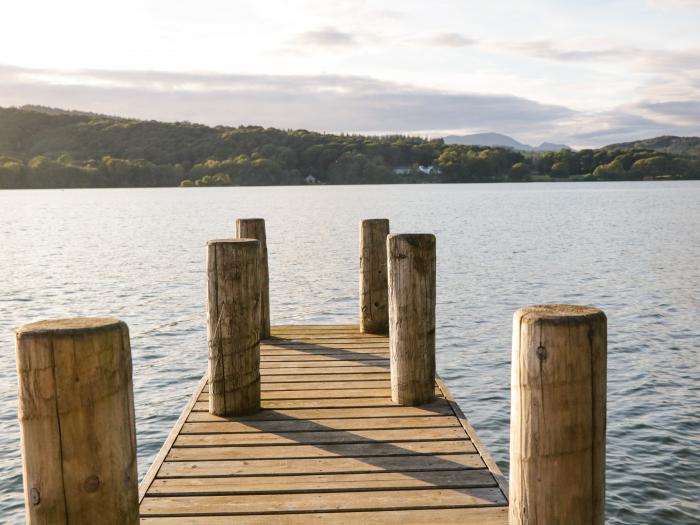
top-left (207, 239), bottom-right (262, 416)
top-left (360, 218), bottom-right (390, 334)
top-left (15, 318), bottom-right (138, 524)
top-left (387, 233), bottom-right (436, 406)
top-left (510, 304), bottom-right (607, 525)
top-left (236, 218), bottom-right (271, 339)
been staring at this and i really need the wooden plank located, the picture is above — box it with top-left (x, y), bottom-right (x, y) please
top-left (198, 388), bottom-right (440, 400)
top-left (261, 347), bottom-right (390, 356)
top-left (139, 325), bottom-right (507, 522)
top-left (140, 487), bottom-right (506, 515)
top-left (173, 427), bottom-right (469, 447)
top-left (141, 507), bottom-right (509, 524)
top-left (180, 415), bottom-right (461, 434)
top-left (266, 372), bottom-right (391, 382)
top-left (157, 453), bottom-right (484, 478)
top-left (166, 440), bottom-right (478, 461)
top-left (261, 353), bottom-right (389, 362)
top-left (147, 469), bottom-right (497, 495)
top-left (186, 403), bottom-right (455, 422)
top-left (260, 380), bottom-right (392, 391)
top-left (260, 359), bottom-right (388, 368)
top-left (138, 374), bottom-right (208, 503)
top-left (265, 364), bottom-right (389, 376)
top-left (156, 453), bottom-right (485, 478)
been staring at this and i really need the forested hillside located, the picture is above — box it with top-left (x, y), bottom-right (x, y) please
top-left (0, 106), bottom-right (698, 188)
top-left (605, 136), bottom-right (700, 158)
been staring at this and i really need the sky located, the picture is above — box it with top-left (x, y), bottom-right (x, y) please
top-left (1, 0), bottom-right (699, 148)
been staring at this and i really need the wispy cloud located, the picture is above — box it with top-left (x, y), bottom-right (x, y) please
top-left (409, 33), bottom-right (476, 48)
top-left (290, 27), bottom-right (361, 48)
top-left (1, 64), bottom-right (698, 148)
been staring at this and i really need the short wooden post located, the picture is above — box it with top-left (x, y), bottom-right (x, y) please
top-left (236, 218), bottom-right (271, 339)
top-left (387, 233), bottom-right (436, 406)
top-left (207, 239), bottom-right (262, 416)
top-left (360, 219), bottom-right (390, 334)
top-left (510, 304), bottom-right (607, 525)
top-left (15, 318), bottom-right (138, 524)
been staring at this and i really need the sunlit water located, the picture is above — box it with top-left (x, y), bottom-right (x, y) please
top-left (1, 182), bottom-right (698, 523)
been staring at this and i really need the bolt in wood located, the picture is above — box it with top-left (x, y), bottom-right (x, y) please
top-left (387, 233), bottom-right (436, 406)
top-left (360, 218), bottom-right (390, 334)
top-left (15, 318), bottom-right (138, 524)
top-left (207, 238), bottom-right (262, 416)
top-left (510, 304), bottom-right (607, 525)
top-left (236, 218), bottom-right (271, 339)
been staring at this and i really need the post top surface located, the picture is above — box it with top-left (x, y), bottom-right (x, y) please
top-left (236, 218), bottom-right (265, 223)
top-left (515, 304), bottom-right (605, 321)
top-left (361, 218), bottom-right (389, 225)
top-left (207, 238), bottom-right (260, 246)
top-left (387, 233), bottom-right (436, 248)
top-left (17, 317), bottom-right (124, 336)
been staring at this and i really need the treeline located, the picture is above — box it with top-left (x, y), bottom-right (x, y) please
top-left (0, 106), bottom-right (698, 189)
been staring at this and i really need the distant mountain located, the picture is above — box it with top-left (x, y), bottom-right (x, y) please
top-left (604, 136), bottom-right (700, 158)
top-left (443, 132), bottom-right (570, 152)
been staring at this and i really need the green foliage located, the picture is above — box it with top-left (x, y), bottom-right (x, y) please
top-left (0, 106), bottom-right (698, 188)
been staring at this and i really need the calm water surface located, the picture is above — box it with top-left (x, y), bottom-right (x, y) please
top-left (0, 182), bottom-right (698, 523)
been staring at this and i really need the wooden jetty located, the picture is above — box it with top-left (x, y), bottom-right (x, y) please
top-left (15, 217), bottom-right (607, 524)
top-left (138, 324), bottom-right (509, 524)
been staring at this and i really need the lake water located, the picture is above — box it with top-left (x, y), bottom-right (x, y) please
top-left (1, 182), bottom-right (699, 523)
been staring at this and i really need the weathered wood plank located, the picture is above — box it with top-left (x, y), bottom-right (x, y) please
top-left (156, 454), bottom-right (485, 478)
top-left (147, 469), bottom-right (496, 495)
top-left (173, 427), bottom-right (469, 447)
top-left (141, 507), bottom-right (508, 524)
top-left (140, 324), bottom-right (507, 521)
top-left (260, 359), bottom-right (388, 368)
top-left (260, 373), bottom-right (391, 382)
top-left (140, 487), bottom-right (506, 515)
top-left (198, 387), bottom-right (439, 401)
top-left (166, 440), bottom-right (478, 461)
top-left (261, 353), bottom-right (389, 362)
top-left (186, 403), bottom-right (455, 422)
top-left (180, 415), bottom-right (461, 434)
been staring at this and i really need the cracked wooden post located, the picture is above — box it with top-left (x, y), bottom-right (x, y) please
top-left (207, 238), bottom-right (262, 416)
top-left (387, 233), bottom-right (436, 406)
top-left (236, 218), bottom-right (270, 339)
top-left (360, 218), bottom-right (390, 334)
top-left (510, 304), bottom-right (607, 525)
top-left (15, 318), bottom-right (138, 524)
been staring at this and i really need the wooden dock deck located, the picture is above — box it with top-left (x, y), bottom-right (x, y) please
top-left (138, 324), bottom-right (509, 524)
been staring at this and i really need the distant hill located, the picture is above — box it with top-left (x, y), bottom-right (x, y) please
top-left (605, 136), bottom-right (700, 157)
top-left (444, 132), bottom-right (570, 152)
top-left (0, 105), bottom-right (697, 188)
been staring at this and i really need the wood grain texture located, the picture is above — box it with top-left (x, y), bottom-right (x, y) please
top-left (510, 305), bottom-right (607, 525)
top-left (139, 324), bottom-right (507, 522)
top-left (236, 218), bottom-right (271, 338)
top-left (207, 239), bottom-right (262, 416)
top-left (16, 318), bottom-right (138, 524)
top-left (387, 234), bottom-right (437, 406)
top-left (360, 219), bottom-right (390, 334)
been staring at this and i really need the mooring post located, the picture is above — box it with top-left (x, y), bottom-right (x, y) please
top-left (360, 218), bottom-right (390, 334)
top-left (207, 238), bottom-right (262, 416)
top-left (510, 304), bottom-right (607, 525)
top-left (387, 233), bottom-right (436, 406)
top-left (236, 218), bottom-right (271, 339)
top-left (15, 318), bottom-right (138, 524)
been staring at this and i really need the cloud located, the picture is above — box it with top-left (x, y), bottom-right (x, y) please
top-left (649, 0), bottom-right (700, 8)
top-left (290, 27), bottom-right (361, 48)
top-left (1, 64), bottom-right (698, 148)
top-left (0, 64), bottom-right (572, 136)
top-left (411, 33), bottom-right (476, 48)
